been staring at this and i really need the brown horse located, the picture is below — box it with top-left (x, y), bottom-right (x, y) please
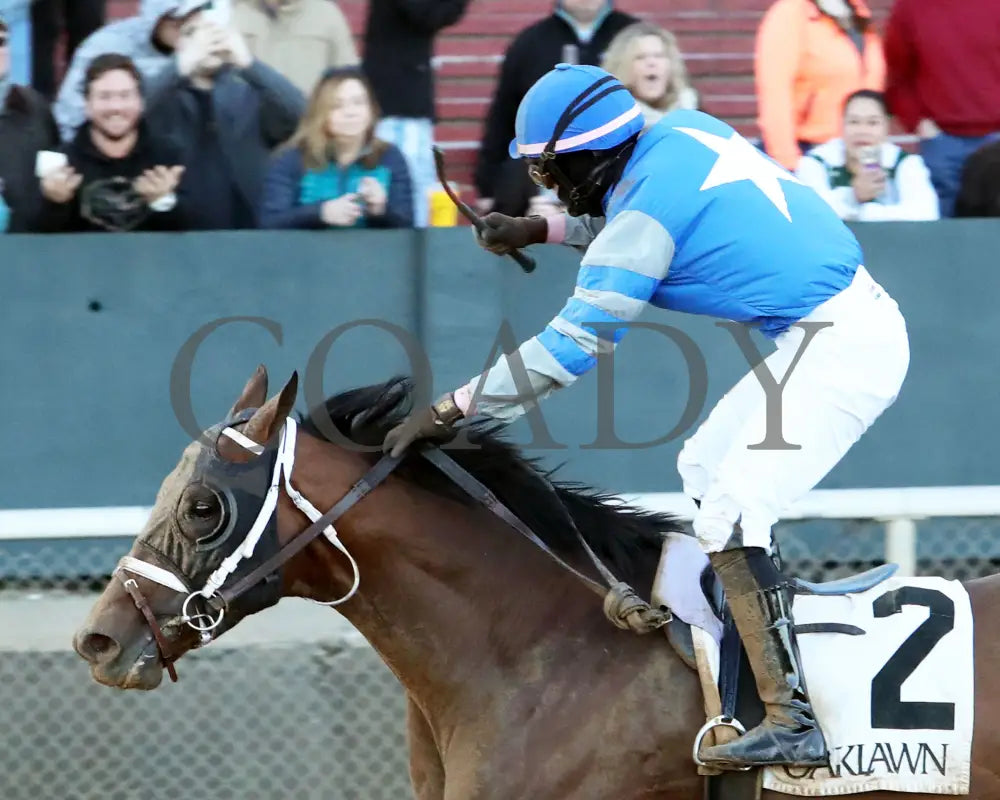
top-left (74, 367), bottom-right (1000, 799)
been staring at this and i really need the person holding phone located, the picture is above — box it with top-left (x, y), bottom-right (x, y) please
top-left (795, 89), bottom-right (939, 221)
top-left (259, 66), bottom-right (413, 229)
top-left (52, 0), bottom-right (213, 142)
top-left (138, 9), bottom-right (304, 230)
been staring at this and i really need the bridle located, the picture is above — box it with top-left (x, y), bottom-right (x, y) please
top-left (113, 415), bottom-right (672, 682)
top-left (113, 413), bottom-right (370, 681)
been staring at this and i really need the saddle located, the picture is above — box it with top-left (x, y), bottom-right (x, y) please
top-left (664, 559), bottom-right (899, 671)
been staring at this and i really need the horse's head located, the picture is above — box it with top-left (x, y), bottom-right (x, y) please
top-left (73, 362), bottom-right (676, 693)
top-left (73, 365), bottom-right (320, 689)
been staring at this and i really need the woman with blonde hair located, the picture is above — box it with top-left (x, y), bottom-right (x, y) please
top-left (259, 65), bottom-right (413, 229)
top-left (601, 21), bottom-right (698, 129)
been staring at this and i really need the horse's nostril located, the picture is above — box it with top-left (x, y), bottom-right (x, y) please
top-left (77, 631), bottom-right (120, 664)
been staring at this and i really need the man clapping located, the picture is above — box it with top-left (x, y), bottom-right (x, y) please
top-left (37, 53), bottom-right (185, 232)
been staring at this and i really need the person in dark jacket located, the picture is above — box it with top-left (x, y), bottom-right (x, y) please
top-left (144, 10), bottom-right (306, 230)
top-left (35, 52), bottom-right (185, 233)
top-left (363, 0), bottom-right (471, 227)
top-left (0, 13), bottom-right (60, 233)
top-left (260, 66), bottom-right (412, 229)
top-left (954, 139), bottom-right (1000, 219)
top-left (474, 0), bottom-right (637, 217)
top-left (53, 0), bottom-right (212, 143)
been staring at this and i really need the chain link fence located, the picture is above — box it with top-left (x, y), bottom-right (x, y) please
top-left (774, 516), bottom-right (1000, 582)
top-left (0, 641), bottom-right (411, 800)
top-left (1, 515), bottom-right (998, 800)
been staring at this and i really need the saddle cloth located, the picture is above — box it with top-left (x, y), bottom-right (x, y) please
top-left (653, 535), bottom-right (975, 796)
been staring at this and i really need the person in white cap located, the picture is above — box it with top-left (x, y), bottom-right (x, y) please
top-left (53, 0), bottom-right (212, 141)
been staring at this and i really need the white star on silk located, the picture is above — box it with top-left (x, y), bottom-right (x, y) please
top-left (675, 127), bottom-right (801, 222)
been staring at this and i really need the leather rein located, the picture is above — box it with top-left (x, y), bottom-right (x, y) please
top-left (118, 429), bottom-right (670, 682)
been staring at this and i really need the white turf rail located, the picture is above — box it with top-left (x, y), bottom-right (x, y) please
top-left (2, 486), bottom-right (998, 540)
top-left (619, 486), bottom-right (1000, 522)
top-left (1, 487), bottom-right (999, 577)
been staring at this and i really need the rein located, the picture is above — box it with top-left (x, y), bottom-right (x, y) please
top-left (420, 448), bottom-right (606, 597)
top-left (213, 452), bottom-right (401, 609)
top-left (118, 573), bottom-right (181, 682)
top-left (419, 448), bottom-right (671, 634)
top-left (116, 420), bottom-right (671, 682)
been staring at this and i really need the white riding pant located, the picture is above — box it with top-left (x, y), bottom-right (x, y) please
top-left (678, 265), bottom-right (910, 554)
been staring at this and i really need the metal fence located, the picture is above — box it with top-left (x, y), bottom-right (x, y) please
top-left (774, 515), bottom-right (1000, 582)
top-left (0, 630), bottom-right (411, 800)
top-left (2, 508), bottom-right (999, 800)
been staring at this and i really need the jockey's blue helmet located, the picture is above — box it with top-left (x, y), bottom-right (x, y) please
top-left (508, 63), bottom-right (645, 161)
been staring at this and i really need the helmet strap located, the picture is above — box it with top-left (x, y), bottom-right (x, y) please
top-left (536, 75), bottom-right (637, 216)
top-left (542, 75), bottom-right (622, 160)
top-left (548, 135), bottom-right (639, 217)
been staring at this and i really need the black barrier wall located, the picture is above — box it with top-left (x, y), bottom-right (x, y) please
top-left (1, 221), bottom-right (998, 510)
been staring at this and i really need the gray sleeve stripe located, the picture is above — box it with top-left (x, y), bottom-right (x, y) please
top-left (564, 214), bottom-right (606, 247)
top-left (572, 287), bottom-right (649, 321)
top-left (548, 315), bottom-right (616, 357)
top-left (468, 337), bottom-right (577, 421)
top-left (580, 209), bottom-right (674, 280)
top-left (518, 336), bottom-right (579, 385)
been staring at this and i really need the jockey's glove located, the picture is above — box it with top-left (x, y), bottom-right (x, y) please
top-left (474, 213), bottom-right (548, 256)
top-left (382, 393), bottom-right (464, 458)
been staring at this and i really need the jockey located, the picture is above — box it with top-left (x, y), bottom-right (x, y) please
top-left (383, 63), bottom-right (910, 770)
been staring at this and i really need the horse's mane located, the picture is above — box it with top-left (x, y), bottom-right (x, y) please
top-left (297, 377), bottom-right (688, 596)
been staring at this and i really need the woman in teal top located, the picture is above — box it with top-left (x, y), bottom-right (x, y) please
top-left (259, 66), bottom-right (414, 229)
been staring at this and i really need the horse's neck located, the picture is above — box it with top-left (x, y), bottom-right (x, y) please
top-left (284, 442), bottom-right (600, 731)
top-left (326, 496), bottom-right (701, 794)
top-left (333, 487), bottom-right (595, 707)
top-left (282, 438), bottom-right (702, 793)
top-left (284, 437), bottom-right (691, 763)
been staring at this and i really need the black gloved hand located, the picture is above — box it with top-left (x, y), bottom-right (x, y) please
top-left (382, 393), bottom-right (464, 458)
top-left (474, 213), bottom-right (548, 255)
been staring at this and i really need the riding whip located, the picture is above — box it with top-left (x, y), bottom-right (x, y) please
top-left (431, 146), bottom-right (536, 273)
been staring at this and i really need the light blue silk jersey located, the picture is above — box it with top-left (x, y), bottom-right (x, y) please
top-left (464, 109), bottom-right (865, 421)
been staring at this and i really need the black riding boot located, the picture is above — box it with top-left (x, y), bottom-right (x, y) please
top-left (698, 547), bottom-right (829, 769)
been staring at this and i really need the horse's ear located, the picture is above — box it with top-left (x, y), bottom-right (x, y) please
top-left (243, 371), bottom-right (298, 446)
top-left (228, 364), bottom-right (269, 417)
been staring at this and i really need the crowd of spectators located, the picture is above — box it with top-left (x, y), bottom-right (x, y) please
top-left (0, 0), bottom-right (998, 235)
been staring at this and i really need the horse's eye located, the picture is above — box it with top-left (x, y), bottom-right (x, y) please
top-left (192, 499), bottom-right (216, 518)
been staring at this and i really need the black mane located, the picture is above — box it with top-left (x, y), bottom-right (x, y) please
top-left (297, 377), bottom-right (687, 596)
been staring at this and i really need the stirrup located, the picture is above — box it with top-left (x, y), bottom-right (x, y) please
top-left (692, 716), bottom-right (753, 771)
